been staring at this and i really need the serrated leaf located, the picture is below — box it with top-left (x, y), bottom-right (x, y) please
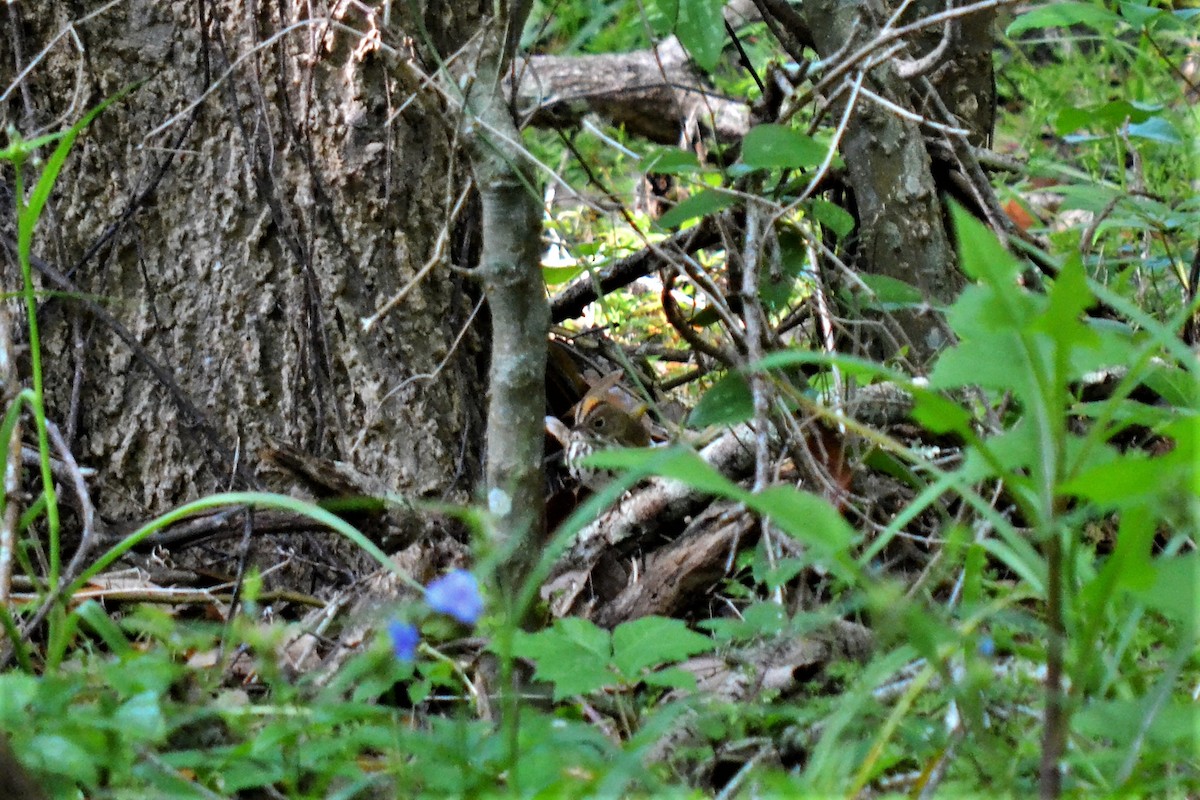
top-left (1034, 256), bottom-right (1097, 366)
top-left (742, 124), bottom-right (827, 170)
top-left (951, 203), bottom-right (1023, 284)
top-left (929, 328), bottom-right (1035, 394)
top-left (612, 617), bottom-right (714, 677)
top-left (688, 372), bottom-right (753, 427)
top-left (512, 619), bottom-right (614, 700)
top-left (655, 187), bottom-right (736, 230)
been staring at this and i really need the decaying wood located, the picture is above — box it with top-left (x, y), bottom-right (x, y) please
top-left (549, 424), bottom-right (758, 583)
top-left (543, 379), bottom-right (930, 625)
top-left (594, 502), bottom-right (755, 627)
top-left (512, 35), bottom-right (748, 147)
top-left (279, 536), bottom-right (471, 681)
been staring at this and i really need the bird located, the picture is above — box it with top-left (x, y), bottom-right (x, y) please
top-left (545, 371), bottom-right (654, 491)
top-left (565, 391), bottom-right (652, 490)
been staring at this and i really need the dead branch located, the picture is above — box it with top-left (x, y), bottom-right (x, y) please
top-left (512, 37), bottom-right (749, 146)
top-left (550, 215), bottom-right (720, 323)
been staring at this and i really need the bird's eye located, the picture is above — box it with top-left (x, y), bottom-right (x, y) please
top-left (592, 417), bottom-right (606, 429)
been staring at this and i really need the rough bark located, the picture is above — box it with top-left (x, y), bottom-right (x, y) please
top-left (801, 0), bottom-right (964, 364)
top-left (0, 2), bottom-right (485, 572)
top-left (906, 0), bottom-right (997, 146)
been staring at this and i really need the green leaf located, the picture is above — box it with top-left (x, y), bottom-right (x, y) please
top-left (75, 600), bottom-right (133, 656)
top-left (1141, 363), bottom-right (1199, 407)
top-left (0, 674), bottom-right (38, 726)
top-left (512, 619), bottom-right (615, 700)
top-left (1110, 511), bottom-right (1156, 592)
top-left (27, 734), bottom-right (99, 785)
top-left (673, 0), bottom-right (726, 71)
top-left (929, 327), bottom-right (1034, 394)
top-left (1005, 2), bottom-right (1121, 36)
top-left (857, 274), bottom-right (925, 311)
top-left (1128, 554), bottom-right (1199, 624)
top-left (910, 389), bottom-right (973, 436)
top-left (950, 203), bottom-right (1023, 284)
top-left (742, 124), bottom-right (828, 170)
top-left (655, 187), bottom-right (736, 229)
top-left (1118, 2), bottom-right (1164, 27)
top-left (1061, 452), bottom-right (1185, 510)
top-left (753, 349), bottom-right (906, 384)
top-left (644, 147), bottom-right (702, 175)
top-left (641, 667), bottom-right (699, 691)
top-left (688, 371), bottom-right (753, 427)
top-left (1076, 699), bottom-right (1198, 749)
top-left (1055, 101), bottom-right (1157, 135)
top-left (1127, 116), bottom-right (1182, 144)
top-left (612, 617), bottom-right (714, 677)
top-left (587, 445), bottom-right (747, 498)
top-left (1033, 255), bottom-right (1096, 356)
top-left (542, 265), bottom-right (583, 285)
top-left (750, 487), bottom-right (857, 576)
top-left (806, 199), bottom-right (855, 239)
top-left (114, 691), bottom-right (167, 744)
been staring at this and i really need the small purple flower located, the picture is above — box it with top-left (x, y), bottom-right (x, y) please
top-left (388, 620), bottom-right (420, 662)
top-left (425, 570), bottom-right (483, 625)
top-left (977, 636), bottom-right (995, 658)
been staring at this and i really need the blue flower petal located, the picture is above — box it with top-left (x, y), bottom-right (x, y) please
top-left (425, 570), bottom-right (483, 625)
top-left (388, 620), bottom-right (420, 662)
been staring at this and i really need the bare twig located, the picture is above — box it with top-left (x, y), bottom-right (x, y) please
top-left (361, 182), bottom-right (474, 331)
top-left (740, 198), bottom-right (780, 586)
top-left (46, 418), bottom-right (97, 589)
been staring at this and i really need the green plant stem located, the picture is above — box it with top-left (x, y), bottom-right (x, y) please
top-left (67, 492), bottom-right (421, 598)
top-left (13, 165), bottom-right (61, 590)
top-left (1039, 526), bottom-right (1066, 799)
top-left (0, 604), bottom-right (33, 673)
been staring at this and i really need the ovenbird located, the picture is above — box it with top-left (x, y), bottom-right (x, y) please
top-left (565, 393), bottom-right (652, 490)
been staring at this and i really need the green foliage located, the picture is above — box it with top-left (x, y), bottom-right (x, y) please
top-left (3, 2), bottom-right (1199, 798)
top-left (513, 615), bottom-right (714, 699)
top-left (648, 0), bottom-right (727, 71)
top-left (741, 124), bottom-right (838, 171)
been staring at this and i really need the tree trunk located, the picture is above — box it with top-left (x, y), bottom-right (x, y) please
top-left (1, 2), bottom-right (486, 574)
top-left (801, 0), bottom-right (964, 365)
